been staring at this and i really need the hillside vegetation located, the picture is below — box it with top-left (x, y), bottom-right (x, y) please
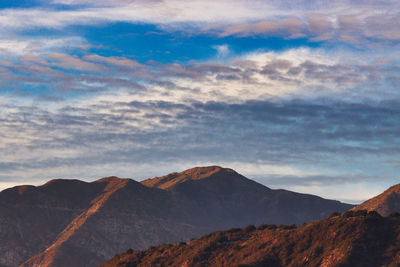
top-left (102, 211), bottom-right (400, 267)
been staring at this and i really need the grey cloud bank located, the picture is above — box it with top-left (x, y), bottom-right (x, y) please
top-left (0, 0), bottom-right (399, 203)
top-left (1, 98), bottom-right (399, 202)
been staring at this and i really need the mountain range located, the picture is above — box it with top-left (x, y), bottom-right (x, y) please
top-left (0, 166), bottom-right (353, 267)
top-left (102, 179), bottom-right (400, 267)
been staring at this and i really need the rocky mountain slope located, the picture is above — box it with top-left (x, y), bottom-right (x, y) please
top-left (102, 211), bottom-right (400, 267)
top-left (0, 166), bottom-right (352, 267)
top-left (352, 184), bottom-right (400, 216)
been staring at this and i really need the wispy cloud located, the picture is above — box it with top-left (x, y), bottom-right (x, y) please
top-left (1, 94), bottom-right (399, 201)
top-left (0, 0), bottom-right (399, 203)
top-left (0, 0), bottom-right (399, 44)
top-left (0, 36), bottom-right (86, 55)
top-left (1, 47), bottom-right (399, 105)
top-left (213, 44), bottom-right (230, 59)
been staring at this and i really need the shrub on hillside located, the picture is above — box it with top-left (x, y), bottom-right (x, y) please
top-left (389, 212), bottom-right (400, 218)
top-left (278, 224), bottom-right (296, 230)
top-left (329, 212), bottom-right (341, 218)
top-left (243, 224), bottom-right (256, 233)
top-left (343, 210), bottom-right (368, 218)
top-left (257, 224), bottom-right (277, 230)
top-left (214, 232), bottom-right (228, 243)
top-left (226, 227), bottom-right (242, 233)
top-left (366, 211), bottom-right (382, 219)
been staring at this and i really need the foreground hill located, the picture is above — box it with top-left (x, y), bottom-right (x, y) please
top-left (352, 184), bottom-right (400, 216)
top-left (0, 166), bottom-right (352, 267)
top-left (103, 211), bottom-right (400, 267)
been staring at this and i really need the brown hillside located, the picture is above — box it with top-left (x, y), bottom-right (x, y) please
top-left (352, 184), bottom-right (400, 216)
top-left (102, 211), bottom-right (400, 267)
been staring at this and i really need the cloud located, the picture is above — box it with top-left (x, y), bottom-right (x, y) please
top-left (1, 47), bottom-right (399, 202)
top-left (220, 18), bottom-right (307, 38)
top-left (1, 47), bottom-right (399, 107)
top-left (1, 95), bottom-right (399, 202)
top-left (48, 53), bottom-right (102, 71)
top-left (2, 96), bottom-right (400, 170)
top-left (0, 1), bottom-right (398, 204)
top-left (213, 44), bottom-right (230, 58)
top-left (0, 36), bottom-right (85, 55)
top-left (83, 54), bottom-right (141, 68)
top-left (0, 0), bottom-right (399, 44)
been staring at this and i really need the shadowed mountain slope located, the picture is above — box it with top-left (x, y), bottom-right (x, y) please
top-left (352, 184), bottom-right (400, 216)
top-left (0, 166), bottom-right (352, 267)
top-left (0, 179), bottom-right (107, 267)
top-left (21, 178), bottom-right (208, 267)
top-left (142, 166), bottom-right (353, 227)
top-left (102, 211), bottom-right (400, 267)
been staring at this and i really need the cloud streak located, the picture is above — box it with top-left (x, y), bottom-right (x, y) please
top-left (1, 96), bottom-right (399, 188)
top-left (0, 0), bottom-right (399, 203)
top-left (1, 48), bottom-right (399, 103)
top-left (0, 0), bottom-right (399, 44)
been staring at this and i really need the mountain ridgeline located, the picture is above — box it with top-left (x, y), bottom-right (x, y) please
top-left (0, 166), bottom-right (353, 267)
top-left (352, 184), bottom-right (400, 216)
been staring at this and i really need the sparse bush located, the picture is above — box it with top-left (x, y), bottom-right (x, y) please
top-left (343, 210), bottom-right (367, 218)
top-left (330, 212), bottom-right (341, 218)
top-left (214, 232), bottom-right (228, 242)
top-left (342, 211), bottom-right (353, 218)
top-left (278, 224), bottom-right (296, 230)
top-left (204, 241), bottom-right (217, 252)
top-left (313, 246), bottom-right (323, 256)
top-left (354, 210), bottom-right (368, 216)
top-left (389, 212), bottom-right (400, 218)
top-left (255, 257), bottom-right (281, 266)
top-left (257, 224), bottom-right (268, 230)
top-left (298, 223), bottom-right (307, 229)
top-left (257, 224), bottom-right (278, 230)
top-left (366, 210), bottom-right (382, 219)
top-left (243, 224), bottom-right (256, 233)
top-left (227, 227), bottom-right (242, 233)
top-left (125, 248), bottom-right (133, 254)
top-left (159, 244), bottom-right (172, 252)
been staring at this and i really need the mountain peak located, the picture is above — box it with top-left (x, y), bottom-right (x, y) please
top-left (94, 176), bottom-right (127, 183)
top-left (352, 183), bottom-right (400, 216)
top-left (181, 166), bottom-right (236, 177)
top-left (141, 166), bottom-right (237, 189)
top-left (42, 178), bottom-right (87, 188)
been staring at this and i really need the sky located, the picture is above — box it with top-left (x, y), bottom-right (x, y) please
top-left (0, 0), bottom-right (399, 203)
